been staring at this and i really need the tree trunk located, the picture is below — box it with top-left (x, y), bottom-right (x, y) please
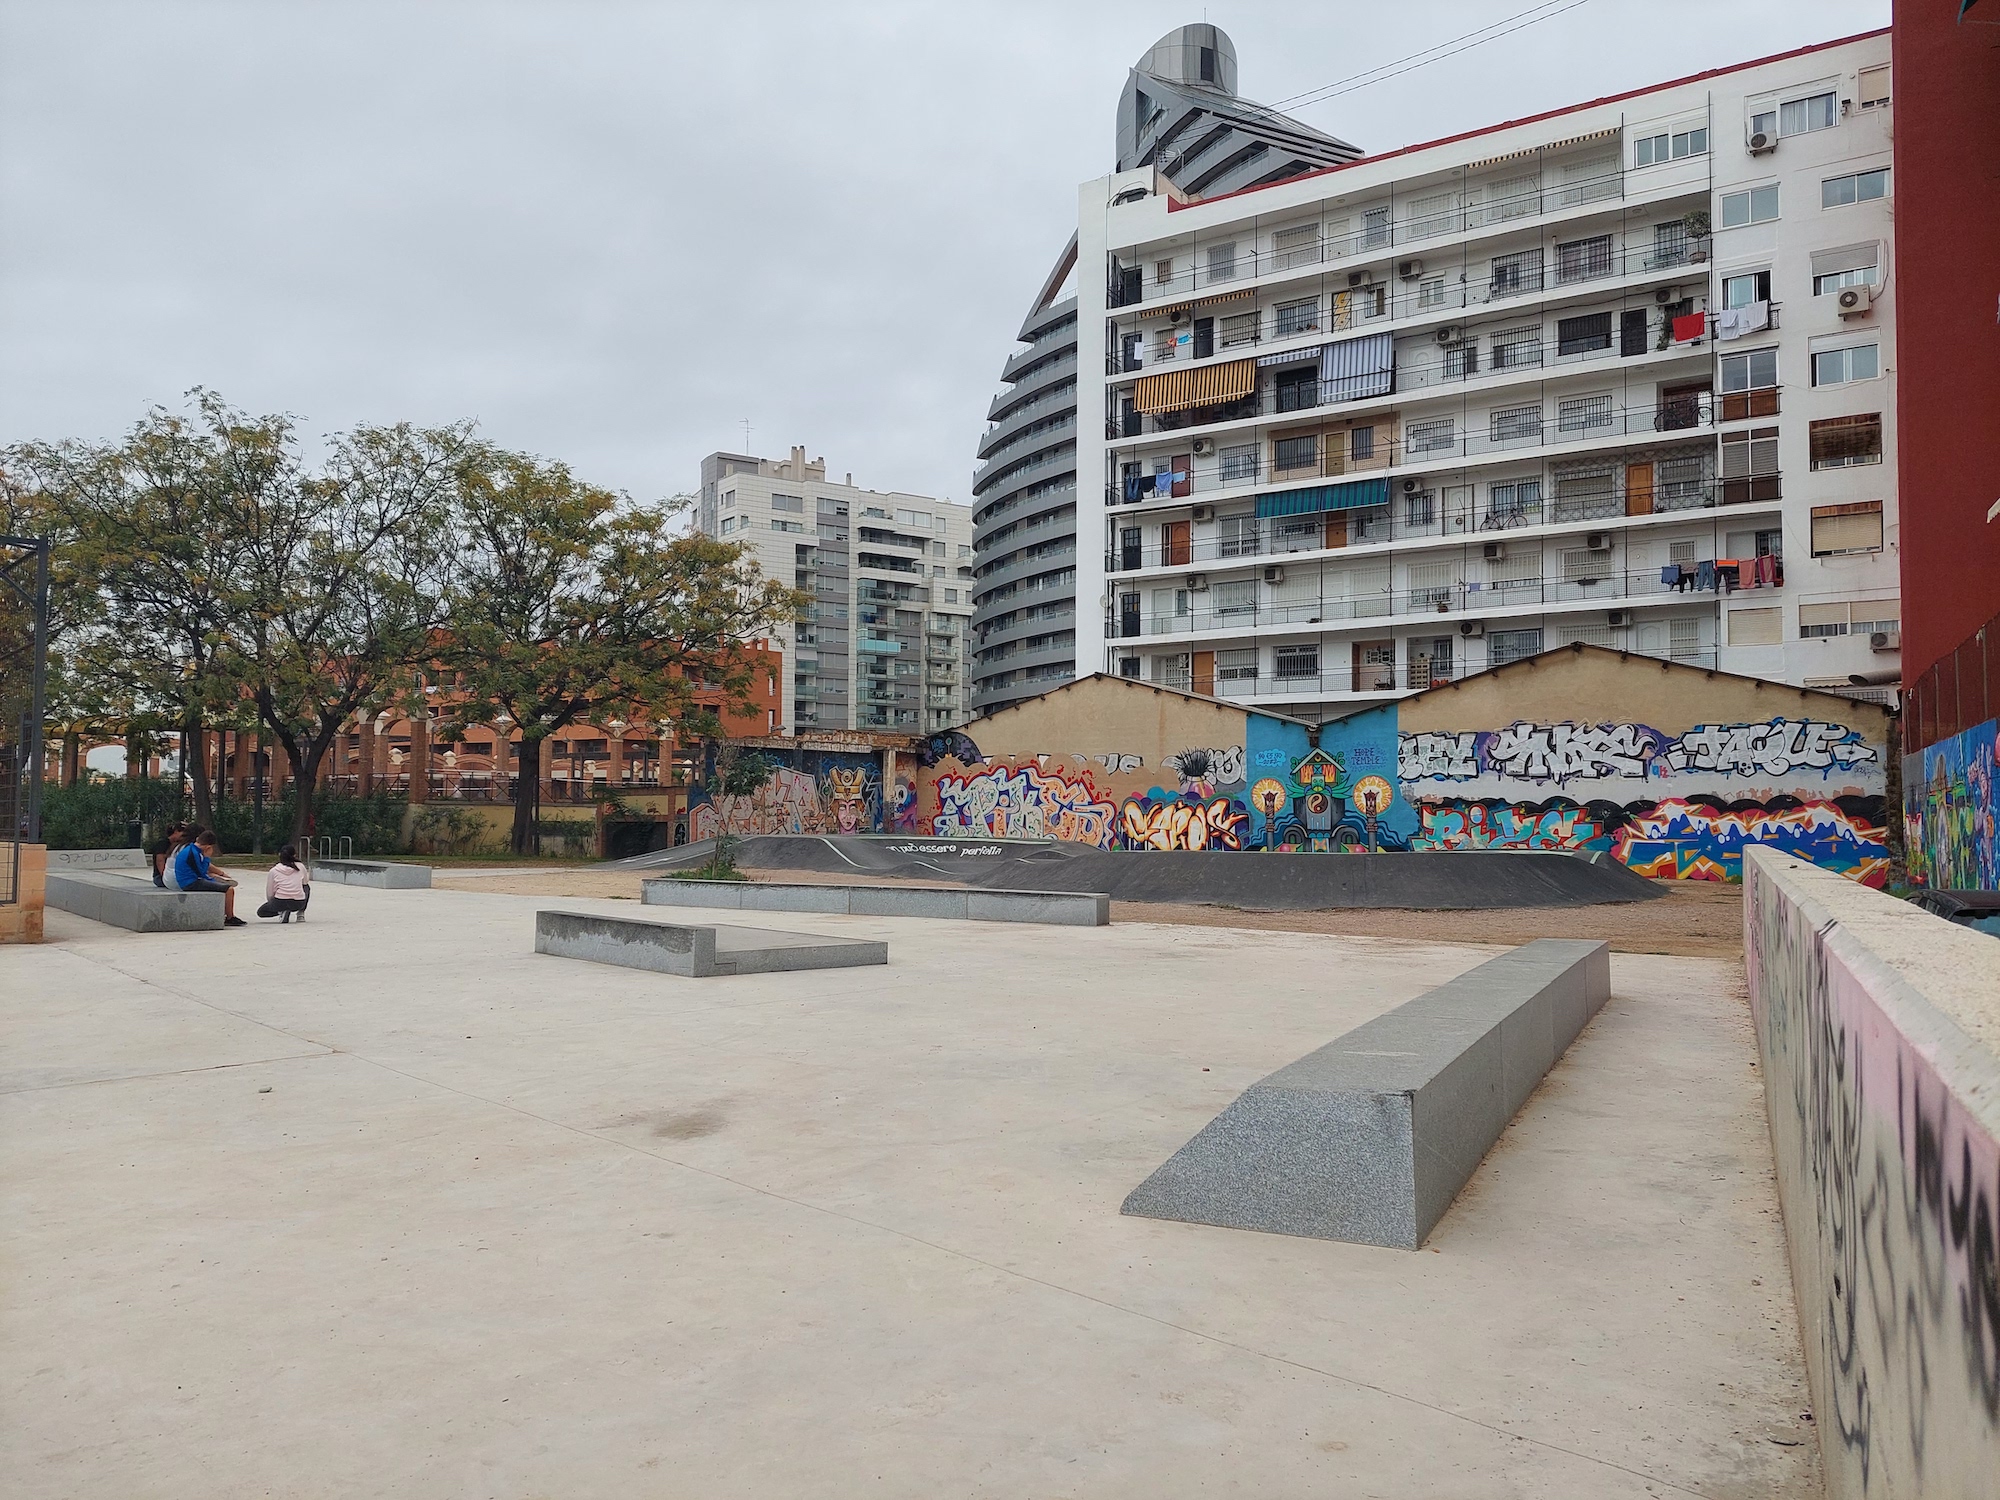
top-left (288, 736), bottom-right (328, 847)
top-left (511, 736), bottom-right (544, 855)
top-left (185, 716), bottom-right (214, 829)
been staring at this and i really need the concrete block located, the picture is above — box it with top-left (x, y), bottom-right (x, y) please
top-left (639, 878), bottom-right (1108, 926)
top-left (966, 889), bottom-right (1110, 926)
top-left (639, 880), bottom-right (750, 910)
top-left (535, 910), bottom-right (886, 978)
top-left (1122, 939), bottom-right (1611, 1249)
top-left (47, 848), bottom-right (148, 870)
top-left (312, 860), bottom-right (431, 889)
top-left (848, 885), bottom-right (970, 919)
top-left (46, 871), bottom-right (226, 932)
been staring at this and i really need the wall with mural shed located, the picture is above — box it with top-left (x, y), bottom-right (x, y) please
top-left (688, 743), bottom-right (890, 839)
top-left (1389, 644), bottom-right (1893, 883)
top-left (1903, 719), bottom-right (1999, 893)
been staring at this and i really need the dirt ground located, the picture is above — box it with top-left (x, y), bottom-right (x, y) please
top-left (436, 867), bottom-right (1745, 959)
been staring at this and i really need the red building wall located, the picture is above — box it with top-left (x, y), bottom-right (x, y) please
top-left (1893, 1), bottom-right (2000, 748)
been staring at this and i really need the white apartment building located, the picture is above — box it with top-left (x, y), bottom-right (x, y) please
top-left (698, 447), bottom-right (977, 733)
top-left (1077, 30), bottom-right (1899, 713)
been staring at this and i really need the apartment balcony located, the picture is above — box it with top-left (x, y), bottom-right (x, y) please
top-left (979, 405), bottom-right (1078, 467)
top-left (1000, 333), bottom-right (1078, 387)
top-left (1107, 565), bottom-right (1768, 644)
top-left (1189, 649), bottom-right (1723, 703)
top-left (1719, 386), bottom-right (1782, 422)
top-left (973, 439), bottom-right (1076, 502)
top-left (1108, 161), bottom-right (1702, 310)
top-left (971, 544), bottom-right (1077, 598)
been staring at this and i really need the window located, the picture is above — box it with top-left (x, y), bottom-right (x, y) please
top-left (1560, 547), bottom-right (1610, 583)
top-left (1409, 191), bottom-right (1457, 237)
top-left (1212, 579), bottom-right (1255, 616)
top-left (1444, 342), bottom-right (1477, 378)
top-left (943, 589), bottom-right (957, 603)
top-left (1206, 241), bottom-right (1237, 282)
top-left (1670, 618), bottom-right (1702, 659)
top-left (1633, 126), bottom-right (1708, 166)
top-left (1275, 298), bottom-right (1321, 337)
top-left (1799, 602), bottom-right (1851, 638)
top-left (932, 540), bottom-right (946, 557)
top-left (1750, 106), bottom-right (1777, 140)
top-left (1486, 172), bottom-right (1540, 222)
top-left (1219, 514), bottom-right (1261, 557)
top-left (957, 544), bottom-right (972, 558)
top-left (771, 518), bottom-right (805, 533)
top-left (1780, 92), bottom-right (1837, 136)
top-left (771, 493), bottom-right (804, 513)
top-left (1274, 435), bottom-right (1318, 472)
top-left (1552, 463), bottom-right (1618, 519)
top-left (1488, 628), bottom-right (1544, 666)
top-left (1274, 644), bottom-right (1320, 680)
top-left (1273, 223), bottom-right (1321, 269)
top-left (1219, 311), bottom-right (1260, 349)
top-left (1149, 588), bottom-right (1190, 629)
top-left (1730, 607), bottom-right (1783, 646)
top-left (1721, 348), bottom-right (1779, 392)
top-left (1814, 263), bottom-right (1879, 296)
top-left (1362, 207), bottom-right (1391, 248)
top-left (1852, 599), bottom-right (1901, 636)
top-left (1407, 417), bottom-right (1456, 455)
top-left (1810, 414), bottom-right (1883, 469)
top-left (1558, 154), bottom-right (1619, 206)
top-left (1491, 404), bottom-right (1543, 442)
top-left (1813, 344), bottom-right (1879, 386)
top-left (1557, 312), bottom-right (1613, 355)
top-left (1491, 324), bottom-right (1542, 369)
top-left (1822, 169), bottom-right (1889, 208)
top-left (1418, 275), bottom-right (1447, 309)
top-left (1487, 543), bottom-right (1542, 588)
top-left (1810, 502), bottom-right (1884, 555)
top-left (1405, 490), bottom-right (1436, 527)
top-left (1555, 234), bottom-right (1613, 283)
top-left (1216, 647), bottom-right (1258, 681)
top-left (1652, 219), bottom-right (1689, 266)
top-left (1720, 185), bottom-right (1780, 227)
top-left (1858, 66), bottom-right (1891, 109)
top-left (1489, 248), bottom-right (1542, 295)
top-left (1219, 444), bottom-right (1258, 482)
top-left (1487, 478), bottom-right (1542, 523)
top-left (1812, 242), bottom-right (1880, 295)
top-left (1349, 426), bottom-right (1374, 462)
top-left (1558, 393), bottom-right (1614, 432)
top-left (1408, 558), bottom-right (1454, 607)
top-left (720, 490), bottom-right (736, 507)
top-left (1722, 427), bottom-right (1780, 478)
top-left (1669, 539), bottom-right (1698, 567)
top-left (1723, 270), bottom-right (1771, 308)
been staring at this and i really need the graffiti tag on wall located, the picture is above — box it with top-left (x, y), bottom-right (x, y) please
top-left (1903, 719), bottom-right (1999, 892)
top-left (932, 764), bottom-right (1119, 845)
top-left (1120, 794), bottom-right (1251, 851)
top-left (1400, 718), bottom-right (1881, 788)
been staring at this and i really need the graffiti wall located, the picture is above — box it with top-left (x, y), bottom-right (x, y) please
top-left (1745, 849), bottom-right (2000, 1497)
top-left (1903, 719), bottom-right (2000, 892)
top-left (1399, 716), bottom-right (1889, 883)
top-left (688, 750), bottom-right (883, 839)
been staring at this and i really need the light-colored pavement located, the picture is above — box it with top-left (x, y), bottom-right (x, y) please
top-left (2, 886), bottom-right (1818, 1498)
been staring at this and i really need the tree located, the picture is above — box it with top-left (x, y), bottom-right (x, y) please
top-left (437, 451), bottom-right (802, 854)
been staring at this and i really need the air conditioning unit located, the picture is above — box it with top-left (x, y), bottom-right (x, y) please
top-left (1263, 565), bottom-right (1286, 585)
top-left (1398, 258), bottom-right (1424, 279)
top-left (1586, 533), bottom-right (1614, 552)
top-left (1748, 130), bottom-right (1776, 155)
top-left (1168, 308), bottom-right (1188, 324)
top-left (1482, 541), bottom-right (1507, 561)
top-left (1402, 477), bottom-right (1422, 494)
top-left (1460, 619), bottom-right (1486, 638)
top-left (1607, 610), bottom-right (1630, 628)
top-left (1348, 270), bottom-right (1368, 287)
top-left (1655, 287), bottom-right (1676, 304)
top-left (1191, 504), bottom-right (1215, 523)
top-left (1191, 437), bottom-right (1215, 455)
top-left (1435, 325), bottom-right (1463, 345)
top-left (1837, 286), bottom-right (1876, 319)
top-left (1870, 629), bottom-right (1901, 652)
top-left (1185, 573), bottom-right (1209, 591)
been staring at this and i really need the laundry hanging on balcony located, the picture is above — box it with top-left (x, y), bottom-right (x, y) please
top-left (1671, 310), bottom-right (1707, 344)
top-left (1131, 356), bottom-right (1258, 416)
top-left (1319, 331), bottom-right (1394, 402)
top-left (1254, 476), bottom-right (1391, 519)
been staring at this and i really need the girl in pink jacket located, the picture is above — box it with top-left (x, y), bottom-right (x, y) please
top-left (257, 846), bottom-right (313, 923)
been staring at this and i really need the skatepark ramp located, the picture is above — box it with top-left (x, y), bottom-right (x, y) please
top-left (710, 836), bottom-right (1661, 911)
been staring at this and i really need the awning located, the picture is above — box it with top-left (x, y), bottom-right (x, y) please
top-left (1195, 288), bottom-right (1254, 308)
top-left (1257, 344), bottom-right (1322, 368)
top-left (1132, 357), bottom-right (1257, 416)
top-left (1320, 331), bottom-right (1394, 402)
top-left (1255, 476), bottom-right (1391, 519)
top-left (1466, 125), bottom-right (1619, 170)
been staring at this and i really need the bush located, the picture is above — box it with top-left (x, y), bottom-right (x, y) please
top-left (35, 779), bottom-right (410, 855)
top-left (38, 777), bottom-right (186, 849)
top-left (410, 804), bottom-right (489, 856)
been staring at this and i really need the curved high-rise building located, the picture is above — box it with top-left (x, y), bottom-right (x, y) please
top-left (969, 23), bottom-right (1361, 715)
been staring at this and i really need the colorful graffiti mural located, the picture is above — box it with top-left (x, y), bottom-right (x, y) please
top-left (1412, 793), bottom-right (1889, 885)
top-left (1903, 719), bottom-right (2000, 892)
top-left (1399, 718), bottom-right (1881, 792)
top-left (1119, 793), bottom-right (1251, 851)
top-left (932, 763), bottom-right (1120, 845)
top-left (689, 752), bottom-right (883, 839)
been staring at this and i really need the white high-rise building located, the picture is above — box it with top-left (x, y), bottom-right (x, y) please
top-left (1076, 29), bottom-right (1899, 712)
top-left (699, 447), bottom-right (977, 734)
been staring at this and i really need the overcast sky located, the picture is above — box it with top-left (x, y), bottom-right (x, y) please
top-left (1, 0), bottom-right (1888, 510)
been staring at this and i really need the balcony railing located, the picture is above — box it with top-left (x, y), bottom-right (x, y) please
top-left (1106, 564), bottom-right (1774, 641)
top-left (1169, 648), bottom-right (1723, 699)
top-left (1110, 240), bottom-right (1698, 368)
top-left (1108, 168), bottom-right (1639, 307)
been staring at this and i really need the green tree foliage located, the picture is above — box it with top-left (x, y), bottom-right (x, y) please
top-left (435, 451), bottom-right (803, 853)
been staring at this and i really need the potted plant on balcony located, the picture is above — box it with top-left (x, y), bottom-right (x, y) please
top-left (1683, 209), bottom-right (1711, 263)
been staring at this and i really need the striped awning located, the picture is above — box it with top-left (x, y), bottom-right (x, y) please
top-left (1195, 288), bottom-right (1254, 308)
top-left (1256, 343), bottom-right (1322, 368)
top-left (1255, 476), bottom-right (1390, 519)
top-left (1467, 125), bottom-right (1619, 170)
top-left (1132, 356), bottom-right (1257, 416)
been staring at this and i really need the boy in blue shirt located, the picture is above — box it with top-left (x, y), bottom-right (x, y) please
top-left (172, 830), bottom-right (246, 926)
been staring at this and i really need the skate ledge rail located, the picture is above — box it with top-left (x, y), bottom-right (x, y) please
top-left (641, 877), bottom-right (1108, 927)
top-left (45, 869), bottom-right (224, 931)
top-left (1743, 847), bottom-right (2000, 1500)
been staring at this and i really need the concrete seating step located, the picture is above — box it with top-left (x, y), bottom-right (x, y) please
top-left (45, 870), bottom-right (225, 932)
top-left (534, 910), bottom-right (888, 978)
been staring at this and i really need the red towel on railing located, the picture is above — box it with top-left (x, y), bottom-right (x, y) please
top-left (1671, 311), bottom-right (1707, 343)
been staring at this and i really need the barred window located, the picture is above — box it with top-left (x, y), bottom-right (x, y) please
top-left (1809, 414), bottom-right (1883, 469)
top-left (1274, 644), bottom-right (1320, 679)
top-left (1557, 312), bottom-right (1613, 355)
top-left (1558, 394), bottom-right (1614, 432)
top-left (1406, 417), bottom-right (1456, 454)
top-left (1491, 325), bottom-right (1543, 369)
top-left (1491, 404), bottom-right (1544, 442)
top-left (1488, 628), bottom-right (1544, 666)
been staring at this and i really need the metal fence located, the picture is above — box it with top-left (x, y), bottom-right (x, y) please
top-left (1, 536), bottom-right (51, 907)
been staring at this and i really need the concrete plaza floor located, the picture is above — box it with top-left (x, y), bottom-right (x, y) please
top-left (2, 885), bottom-right (1818, 1498)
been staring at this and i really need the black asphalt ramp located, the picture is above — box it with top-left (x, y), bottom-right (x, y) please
top-left (728, 836), bottom-right (1663, 910)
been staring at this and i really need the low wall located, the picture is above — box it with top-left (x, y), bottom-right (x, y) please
top-left (641, 878), bottom-right (1109, 927)
top-left (313, 860), bottom-right (431, 889)
top-left (46, 869), bottom-right (224, 931)
top-left (1, 843), bottom-right (46, 944)
top-left (1743, 847), bottom-right (2000, 1496)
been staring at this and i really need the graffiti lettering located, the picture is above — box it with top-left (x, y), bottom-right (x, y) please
top-left (932, 765), bottom-right (1118, 846)
top-left (1120, 795), bottom-right (1251, 852)
top-left (1398, 731), bottom-right (1480, 783)
top-left (1094, 752), bottom-right (1145, 773)
top-left (1164, 746), bottom-right (1245, 788)
top-left (1483, 721), bottom-right (1658, 785)
top-left (1664, 719), bottom-right (1879, 779)
top-left (1416, 799), bottom-right (1615, 854)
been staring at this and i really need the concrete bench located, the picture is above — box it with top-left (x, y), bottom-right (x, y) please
top-left (535, 910), bottom-right (888, 978)
top-left (1122, 938), bottom-right (1611, 1250)
top-left (641, 878), bottom-right (1108, 927)
top-left (45, 870), bottom-right (225, 932)
top-left (311, 860), bottom-right (431, 889)
top-left (48, 848), bottom-right (150, 871)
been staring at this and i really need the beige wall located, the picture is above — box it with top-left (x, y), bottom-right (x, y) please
top-left (0, 844), bottom-right (46, 944)
top-left (966, 676), bottom-right (1248, 765)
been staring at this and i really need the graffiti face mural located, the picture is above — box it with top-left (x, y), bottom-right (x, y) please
top-left (688, 750), bottom-right (883, 839)
top-left (824, 767), bottom-right (871, 835)
top-left (932, 764), bottom-right (1119, 845)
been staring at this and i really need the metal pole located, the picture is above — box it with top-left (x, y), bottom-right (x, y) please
top-left (25, 541), bottom-right (47, 842)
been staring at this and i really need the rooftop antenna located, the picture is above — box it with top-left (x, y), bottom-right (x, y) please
top-left (740, 418), bottom-right (753, 452)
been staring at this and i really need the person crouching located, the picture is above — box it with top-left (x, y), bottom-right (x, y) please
top-left (257, 845), bottom-right (312, 924)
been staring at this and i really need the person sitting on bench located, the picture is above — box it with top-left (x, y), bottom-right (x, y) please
top-left (149, 822), bottom-right (189, 888)
top-left (170, 829), bottom-right (245, 926)
top-left (257, 845), bottom-right (312, 923)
